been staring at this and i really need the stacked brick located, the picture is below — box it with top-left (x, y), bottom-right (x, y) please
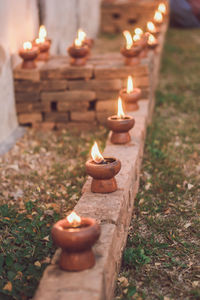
top-left (14, 52), bottom-right (155, 129)
top-left (101, 0), bottom-right (168, 33)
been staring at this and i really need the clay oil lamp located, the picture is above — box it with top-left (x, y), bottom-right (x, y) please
top-left (148, 34), bottom-right (158, 50)
top-left (147, 21), bottom-right (160, 37)
top-left (68, 33), bottom-right (89, 66)
top-left (52, 211), bottom-right (100, 272)
top-left (85, 142), bottom-right (121, 193)
top-left (153, 10), bottom-right (164, 26)
top-left (133, 28), bottom-right (149, 58)
top-left (77, 28), bottom-right (94, 48)
top-left (107, 97), bottom-right (135, 145)
top-left (35, 25), bottom-right (51, 61)
top-left (120, 76), bottom-right (142, 111)
top-left (19, 41), bottom-right (39, 69)
top-left (120, 30), bottom-right (142, 66)
top-left (158, 3), bottom-right (167, 16)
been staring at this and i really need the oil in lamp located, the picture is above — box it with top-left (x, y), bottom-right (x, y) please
top-left (120, 76), bottom-right (142, 111)
top-left (18, 41), bottom-right (39, 69)
top-left (85, 142), bottom-right (121, 193)
top-left (78, 28), bottom-right (94, 48)
top-left (154, 11), bottom-right (163, 26)
top-left (148, 34), bottom-right (158, 49)
top-left (35, 25), bottom-right (51, 61)
top-left (68, 32), bottom-right (89, 66)
top-left (147, 21), bottom-right (160, 36)
top-left (120, 30), bottom-right (142, 66)
top-left (158, 3), bottom-right (167, 16)
top-left (107, 97), bottom-right (135, 144)
top-left (52, 211), bottom-right (100, 271)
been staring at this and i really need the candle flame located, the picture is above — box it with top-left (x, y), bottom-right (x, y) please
top-left (148, 34), bottom-right (156, 45)
top-left (74, 38), bottom-right (82, 47)
top-left (158, 3), bottom-right (166, 14)
top-left (147, 21), bottom-right (156, 33)
top-left (123, 31), bottom-right (133, 49)
top-left (135, 28), bottom-right (143, 36)
top-left (127, 76), bottom-right (134, 93)
top-left (78, 28), bottom-right (87, 43)
top-left (39, 25), bottom-right (47, 40)
top-left (117, 97), bottom-right (125, 118)
top-left (133, 34), bottom-right (141, 42)
top-left (154, 11), bottom-right (163, 23)
top-left (23, 41), bottom-right (32, 50)
top-left (91, 142), bottom-right (104, 164)
top-left (67, 211), bottom-right (81, 227)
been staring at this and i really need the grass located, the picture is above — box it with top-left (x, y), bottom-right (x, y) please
top-left (0, 127), bottom-right (107, 300)
top-left (115, 28), bottom-right (200, 300)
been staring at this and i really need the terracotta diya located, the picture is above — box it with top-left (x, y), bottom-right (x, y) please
top-left (34, 25), bottom-right (51, 61)
top-left (107, 97), bottom-right (135, 144)
top-left (148, 34), bottom-right (159, 50)
top-left (68, 33), bottom-right (89, 66)
top-left (120, 31), bottom-right (142, 66)
top-left (19, 41), bottom-right (39, 69)
top-left (154, 10), bottom-right (164, 26)
top-left (147, 21), bottom-right (160, 37)
top-left (85, 142), bottom-right (121, 193)
top-left (133, 30), bottom-right (149, 59)
top-left (52, 211), bottom-right (100, 271)
top-left (120, 76), bottom-right (142, 111)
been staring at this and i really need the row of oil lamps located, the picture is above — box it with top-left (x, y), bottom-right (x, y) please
top-left (21, 3), bottom-right (167, 272)
top-left (19, 3), bottom-right (167, 69)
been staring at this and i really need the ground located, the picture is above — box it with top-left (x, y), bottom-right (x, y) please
top-left (115, 29), bottom-right (200, 300)
top-left (0, 28), bottom-right (200, 300)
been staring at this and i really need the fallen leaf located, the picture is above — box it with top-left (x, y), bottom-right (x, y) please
top-left (118, 276), bottom-right (129, 287)
top-left (192, 281), bottom-right (199, 288)
top-left (3, 281), bottom-right (12, 292)
top-left (187, 183), bottom-right (194, 190)
top-left (34, 261), bottom-right (41, 268)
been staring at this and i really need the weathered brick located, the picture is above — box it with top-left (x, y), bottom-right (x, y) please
top-left (41, 90), bottom-right (96, 102)
top-left (14, 80), bottom-right (40, 92)
top-left (68, 79), bottom-right (122, 91)
top-left (41, 80), bottom-right (68, 91)
top-left (94, 64), bottom-right (149, 79)
top-left (95, 90), bottom-right (118, 100)
top-left (70, 111), bottom-right (96, 122)
top-left (18, 113), bottom-right (42, 124)
top-left (44, 112), bottom-right (69, 123)
top-left (32, 122), bottom-right (56, 130)
top-left (16, 101), bottom-right (51, 113)
top-left (57, 101), bottom-right (89, 112)
top-left (96, 100), bottom-right (117, 113)
top-left (14, 65), bottom-right (41, 82)
top-left (15, 92), bottom-right (40, 103)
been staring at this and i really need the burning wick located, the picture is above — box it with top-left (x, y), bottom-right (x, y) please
top-left (35, 25), bottom-right (47, 44)
top-left (148, 34), bottom-right (156, 45)
top-left (91, 142), bottom-right (105, 164)
top-left (117, 97), bottom-right (125, 119)
top-left (135, 28), bottom-right (143, 36)
top-left (127, 76), bottom-right (134, 94)
top-left (154, 11), bottom-right (163, 23)
top-left (123, 30), bottom-right (133, 49)
top-left (77, 28), bottom-right (87, 44)
top-left (23, 41), bottom-right (32, 51)
top-left (158, 3), bottom-right (166, 14)
top-left (67, 211), bottom-right (81, 228)
top-left (133, 34), bottom-right (141, 42)
top-left (147, 21), bottom-right (156, 33)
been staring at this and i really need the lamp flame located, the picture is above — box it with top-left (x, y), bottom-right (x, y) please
top-left (123, 31), bottom-right (133, 49)
top-left (67, 211), bottom-right (81, 227)
top-left (154, 11), bottom-right (163, 23)
top-left (39, 25), bottom-right (47, 40)
top-left (117, 97), bottom-right (125, 119)
top-left (74, 37), bottom-right (82, 47)
top-left (135, 28), bottom-right (143, 36)
top-left (147, 21), bottom-right (156, 33)
top-left (127, 76), bottom-right (134, 94)
top-left (148, 34), bottom-right (156, 45)
top-left (78, 28), bottom-right (87, 43)
top-left (91, 142), bottom-right (104, 164)
top-left (133, 34), bottom-right (141, 42)
top-left (23, 41), bottom-right (32, 50)
top-left (158, 3), bottom-right (166, 14)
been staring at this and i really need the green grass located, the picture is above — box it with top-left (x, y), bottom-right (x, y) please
top-left (115, 28), bottom-right (200, 300)
top-left (0, 127), bottom-right (107, 300)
